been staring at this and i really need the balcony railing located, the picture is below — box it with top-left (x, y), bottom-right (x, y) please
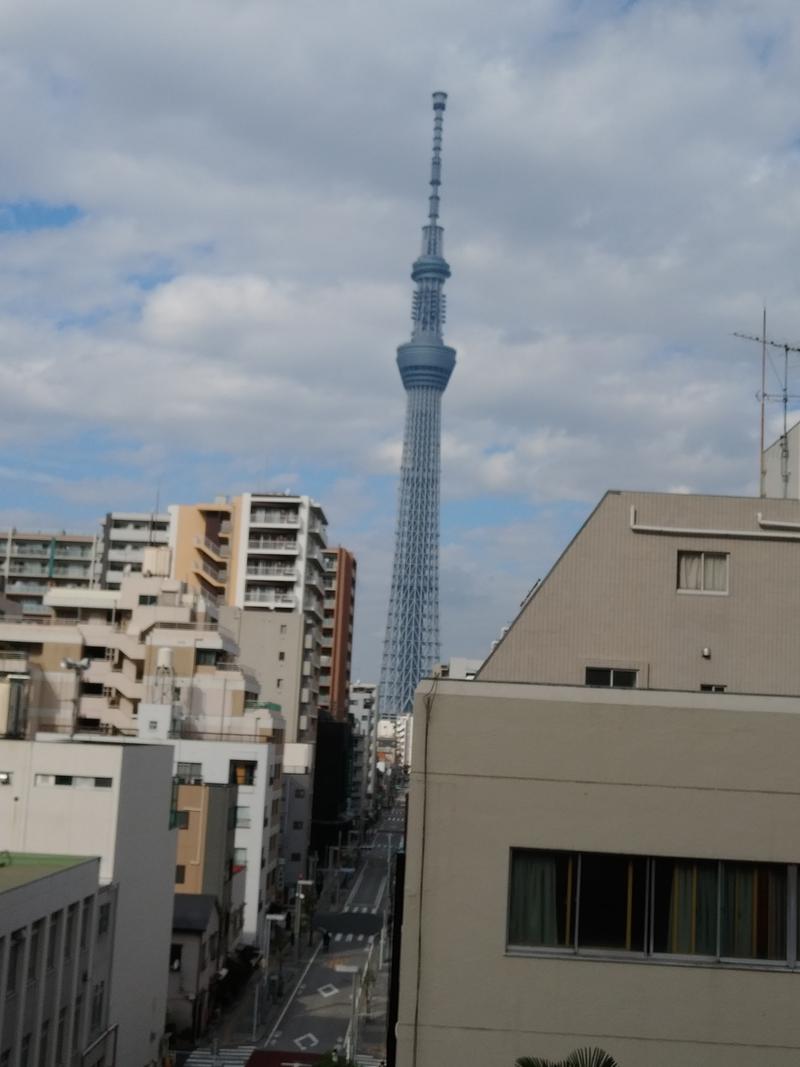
top-left (247, 539), bottom-right (298, 553)
top-left (249, 510), bottom-right (301, 526)
top-left (194, 534), bottom-right (225, 559)
top-left (246, 565), bottom-right (296, 579)
top-left (244, 590), bottom-right (296, 607)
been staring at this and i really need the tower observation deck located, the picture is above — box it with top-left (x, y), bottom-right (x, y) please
top-left (378, 92), bottom-right (456, 718)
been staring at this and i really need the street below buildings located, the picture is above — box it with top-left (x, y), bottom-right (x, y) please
top-left (187, 807), bottom-right (404, 1067)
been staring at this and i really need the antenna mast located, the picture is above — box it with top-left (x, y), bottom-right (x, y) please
top-left (734, 326), bottom-right (800, 499)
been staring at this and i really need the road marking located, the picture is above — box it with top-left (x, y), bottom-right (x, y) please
top-left (264, 942), bottom-right (322, 1047)
top-left (373, 875), bottom-right (387, 911)
top-left (294, 1033), bottom-right (319, 1051)
top-left (335, 933), bottom-right (343, 942)
top-left (345, 933), bottom-right (353, 943)
top-left (344, 864), bottom-right (367, 908)
top-left (318, 984), bottom-right (338, 998)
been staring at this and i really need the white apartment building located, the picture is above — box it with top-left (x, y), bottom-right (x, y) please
top-left (280, 742), bottom-right (315, 889)
top-left (349, 682), bottom-right (378, 822)
top-left (1, 531), bottom-right (99, 616)
top-left (99, 512), bottom-right (170, 588)
top-left (0, 853), bottom-right (116, 1067)
top-left (0, 739), bottom-right (176, 1067)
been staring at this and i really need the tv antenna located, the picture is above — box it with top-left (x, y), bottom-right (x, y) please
top-left (734, 314), bottom-right (800, 499)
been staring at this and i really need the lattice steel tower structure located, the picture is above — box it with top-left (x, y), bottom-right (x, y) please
top-left (379, 91), bottom-right (456, 718)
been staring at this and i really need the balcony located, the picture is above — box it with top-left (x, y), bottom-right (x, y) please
top-left (247, 539), bottom-right (299, 554)
top-left (0, 650), bottom-right (29, 673)
top-left (246, 565), bottom-right (296, 581)
top-left (243, 590), bottom-right (297, 608)
top-left (10, 545), bottom-right (50, 558)
top-left (193, 559), bottom-right (228, 588)
top-left (52, 546), bottom-right (94, 560)
top-left (249, 510), bottom-right (301, 527)
top-left (107, 547), bottom-right (144, 564)
top-left (5, 582), bottom-right (48, 595)
top-left (194, 535), bottom-right (226, 562)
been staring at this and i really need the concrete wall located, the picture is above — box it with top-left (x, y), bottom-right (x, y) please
top-left (397, 680), bottom-right (800, 1067)
top-left (480, 490), bottom-right (800, 695)
top-left (0, 739), bottom-right (176, 1067)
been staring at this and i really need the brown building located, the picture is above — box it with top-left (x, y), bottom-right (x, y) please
top-left (319, 547), bottom-right (356, 721)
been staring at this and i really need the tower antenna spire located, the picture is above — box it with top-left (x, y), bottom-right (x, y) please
top-left (379, 93), bottom-right (457, 719)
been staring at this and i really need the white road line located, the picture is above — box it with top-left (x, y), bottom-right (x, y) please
top-left (264, 942), bottom-right (322, 1047)
top-left (372, 875), bottom-right (387, 911)
top-left (345, 933), bottom-right (353, 942)
top-left (357, 934), bottom-right (364, 942)
top-left (343, 864), bottom-right (367, 908)
top-left (335, 933), bottom-right (343, 942)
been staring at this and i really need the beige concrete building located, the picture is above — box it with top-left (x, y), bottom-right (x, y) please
top-left (99, 511), bottom-right (170, 588)
top-left (0, 567), bottom-right (257, 736)
top-left (480, 490), bottom-right (800, 694)
top-left (397, 679), bottom-right (800, 1067)
top-left (320, 547), bottom-right (356, 721)
top-left (397, 489), bottom-right (800, 1066)
top-left (0, 738), bottom-right (176, 1067)
top-left (0, 853), bottom-right (116, 1067)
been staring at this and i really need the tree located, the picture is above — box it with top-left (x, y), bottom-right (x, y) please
top-left (516, 1048), bottom-right (620, 1067)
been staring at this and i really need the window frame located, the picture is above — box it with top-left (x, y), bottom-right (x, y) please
top-left (677, 550), bottom-right (730, 596)
top-left (507, 847), bottom-right (798, 970)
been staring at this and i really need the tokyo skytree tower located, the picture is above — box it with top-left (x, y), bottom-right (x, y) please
top-left (378, 91), bottom-right (456, 718)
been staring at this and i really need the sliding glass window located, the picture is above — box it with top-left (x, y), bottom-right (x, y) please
top-left (508, 849), bottom-right (575, 948)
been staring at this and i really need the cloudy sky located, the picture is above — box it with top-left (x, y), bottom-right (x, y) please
top-left (2, 0), bottom-right (800, 677)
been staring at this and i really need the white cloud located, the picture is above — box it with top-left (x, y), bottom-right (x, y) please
top-left (2, 0), bottom-right (800, 674)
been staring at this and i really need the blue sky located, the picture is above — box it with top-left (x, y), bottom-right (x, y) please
top-left (3, 0), bottom-right (800, 677)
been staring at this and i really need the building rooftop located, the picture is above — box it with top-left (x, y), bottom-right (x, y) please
top-left (0, 853), bottom-right (95, 893)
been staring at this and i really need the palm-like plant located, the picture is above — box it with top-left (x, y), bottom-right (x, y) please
top-left (517, 1047), bottom-right (619, 1067)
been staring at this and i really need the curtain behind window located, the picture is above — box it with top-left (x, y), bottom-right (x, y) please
top-left (721, 862), bottom-right (786, 959)
top-left (678, 552), bottom-right (702, 590)
top-left (703, 553), bottom-right (727, 592)
top-left (667, 861), bottom-right (717, 955)
top-left (509, 851), bottom-right (559, 947)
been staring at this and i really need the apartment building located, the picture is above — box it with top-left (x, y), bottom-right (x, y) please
top-left (319, 547), bottom-right (356, 720)
top-left (0, 738), bottom-right (176, 1067)
top-left (168, 895), bottom-right (221, 1040)
top-left (0, 853), bottom-right (116, 1067)
top-left (0, 531), bottom-right (99, 615)
top-left (170, 492), bottom-right (328, 744)
top-left (397, 489), bottom-right (800, 1066)
top-left (348, 682), bottom-right (378, 827)
top-left (99, 511), bottom-right (170, 587)
top-left (0, 567), bottom-right (256, 735)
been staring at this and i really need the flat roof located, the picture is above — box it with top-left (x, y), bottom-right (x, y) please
top-left (0, 853), bottom-right (94, 893)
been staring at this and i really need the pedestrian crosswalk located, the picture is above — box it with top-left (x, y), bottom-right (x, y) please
top-left (185, 1046), bottom-right (254, 1067)
top-left (355, 1055), bottom-right (386, 1067)
top-left (332, 931), bottom-right (375, 944)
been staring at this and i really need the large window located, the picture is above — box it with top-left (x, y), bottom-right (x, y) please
top-left (509, 848), bottom-right (793, 965)
top-left (677, 551), bottom-right (728, 594)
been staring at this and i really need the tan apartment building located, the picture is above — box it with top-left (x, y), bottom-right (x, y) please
top-left (398, 680), bottom-right (800, 1067)
top-left (319, 547), bottom-right (356, 721)
top-left (169, 492), bottom-right (328, 744)
top-left (479, 490), bottom-right (800, 694)
top-left (1, 531), bottom-right (99, 616)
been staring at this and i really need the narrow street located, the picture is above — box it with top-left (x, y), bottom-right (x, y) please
top-left (263, 812), bottom-right (404, 1059)
top-left (188, 808), bottom-right (405, 1066)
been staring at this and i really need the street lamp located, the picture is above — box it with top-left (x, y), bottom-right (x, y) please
top-left (335, 963), bottom-right (360, 1061)
top-left (293, 879), bottom-right (313, 962)
top-left (251, 911), bottom-right (287, 1041)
